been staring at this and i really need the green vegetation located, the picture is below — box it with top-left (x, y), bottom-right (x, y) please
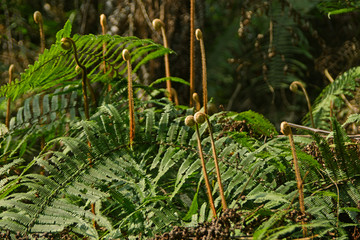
top-left (1, 1), bottom-right (360, 239)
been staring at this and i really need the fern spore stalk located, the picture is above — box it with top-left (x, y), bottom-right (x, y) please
top-left (186, 115), bottom-right (217, 218)
top-left (34, 11), bottom-right (45, 53)
top-left (123, 49), bottom-right (135, 146)
top-left (152, 19), bottom-right (172, 101)
top-left (280, 121), bottom-right (307, 237)
top-left (290, 81), bottom-right (314, 128)
top-left (189, 0), bottom-right (195, 107)
top-left (5, 64), bottom-right (14, 128)
top-left (61, 37), bottom-right (90, 120)
top-left (196, 29), bottom-right (208, 115)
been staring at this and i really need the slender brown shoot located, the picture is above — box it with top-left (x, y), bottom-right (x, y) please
top-left (189, 0), bottom-right (195, 107)
top-left (290, 81), bottom-right (314, 128)
top-left (34, 11), bottom-right (45, 53)
top-left (281, 121), bottom-right (307, 237)
top-left (5, 64), bottom-right (14, 129)
top-left (100, 14), bottom-right (111, 92)
top-left (197, 112), bottom-right (227, 210)
top-left (192, 93), bottom-right (201, 112)
top-left (122, 49), bottom-right (135, 147)
top-left (185, 115), bottom-right (217, 218)
top-left (153, 19), bottom-right (172, 101)
top-left (61, 37), bottom-right (89, 120)
top-left (171, 88), bottom-right (179, 105)
top-left (196, 29), bottom-right (208, 115)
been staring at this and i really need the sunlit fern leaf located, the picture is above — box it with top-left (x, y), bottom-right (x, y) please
top-left (0, 25), bottom-right (171, 100)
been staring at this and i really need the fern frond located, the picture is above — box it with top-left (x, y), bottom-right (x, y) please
top-left (303, 66), bottom-right (360, 129)
top-left (0, 25), bottom-right (171, 100)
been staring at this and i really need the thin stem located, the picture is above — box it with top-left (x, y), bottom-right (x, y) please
top-left (196, 29), bottom-right (208, 114)
top-left (5, 64), bottom-right (14, 128)
top-left (205, 116), bottom-right (227, 210)
top-left (195, 123), bottom-right (217, 218)
top-left (63, 38), bottom-right (89, 120)
top-left (153, 19), bottom-right (172, 101)
top-left (100, 14), bottom-right (111, 91)
top-left (281, 121), bottom-right (307, 237)
top-left (192, 92), bottom-right (201, 112)
top-left (123, 49), bottom-right (135, 147)
top-left (34, 11), bottom-right (45, 53)
top-left (189, 0), bottom-right (195, 107)
top-left (290, 81), bottom-right (314, 128)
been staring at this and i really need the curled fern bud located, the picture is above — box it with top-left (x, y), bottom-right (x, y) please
top-left (122, 49), bottom-right (130, 61)
top-left (185, 115), bottom-right (196, 127)
top-left (280, 121), bottom-right (291, 136)
top-left (33, 11), bottom-right (43, 24)
top-left (194, 112), bottom-right (206, 125)
top-left (60, 38), bottom-right (72, 50)
top-left (100, 14), bottom-right (107, 28)
top-left (152, 19), bottom-right (164, 31)
top-left (289, 81), bottom-right (299, 93)
top-left (195, 29), bottom-right (203, 40)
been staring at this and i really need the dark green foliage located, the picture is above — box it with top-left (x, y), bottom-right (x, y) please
top-left (303, 66), bottom-right (360, 129)
top-left (1, 14), bottom-right (360, 240)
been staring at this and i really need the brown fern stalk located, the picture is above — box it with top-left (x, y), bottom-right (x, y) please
top-left (189, 0), bottom-right (195, 107)
top-left (152, 19), bottom-right (172, 101)
top-left (61, 38), bottom-right (89, 120)
top-left (5, 64), bottom-right (14, 129)
top-left (290, 81), bottom-right (314, 128)
top-left (280, 121), bottom-right (307, 237)
top-left (192, 93), bottom-right (201, 112)
top-left (185, 115), bottom-right (217, 218)
top-left (34, 11), bottom-right (45, 53)
top-left (195, 111), bottom-right (227, 210)
top-left (122, 49), bottom-right (135, 147)
top-left (195, 29), bottom-right (208, 115)
top-left (100, 14), bottom-right (111, 92)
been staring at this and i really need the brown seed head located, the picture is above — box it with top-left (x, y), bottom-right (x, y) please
top-left (185, 115), bottom-right (196, 127)
top-left (33, 11), bottom-right (43, 24)
top-left (195, 29), bottom-right (203, 40)
top-left (152, 19), bottom-right (164, 31)
top-left (194, 112), bottom-right (206, 125)
top-left (60, 38), bottom-right (72, 51)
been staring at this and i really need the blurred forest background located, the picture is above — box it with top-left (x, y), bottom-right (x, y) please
top-left (1, 0), bottom-right (360, 126)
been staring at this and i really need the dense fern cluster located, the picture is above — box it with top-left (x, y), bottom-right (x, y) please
top-left (1, 16), bottom-right (360, 240)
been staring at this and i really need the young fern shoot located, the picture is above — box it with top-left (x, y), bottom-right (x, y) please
top-left (152, 19), bottom-right (172, 101)
top-left (196, 29), bottom-right (208, 115)
top-left (5, 64), bottom-right (14, 129)
top-left (193, 92), bottom-right (227, 210)
top-left (123, 49), bottom-right (135, 147)
top-left (290, 81), bottom-right (315, 128)
top-left (189, 0), bottom-right (195, 107)
top-left (185, 115), bottom-right (217, 218)
top-left (61, 37), bottom-right (90, 120)
top-left (34, 11), bottom-right (45, 53)
top-left (280, 121), bottom-right (307, 237)
top-left (100, 14), bottom-right (111, 91)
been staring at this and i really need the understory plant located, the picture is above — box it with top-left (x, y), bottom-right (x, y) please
top-left (0, 17), bottom-right (359, 240)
